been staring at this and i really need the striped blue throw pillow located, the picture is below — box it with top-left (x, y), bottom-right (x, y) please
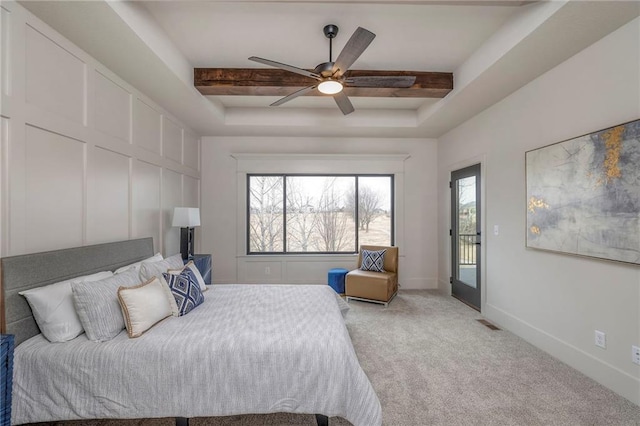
top-left (162, 268), bottom-right (204, 316)
top-left (360, 249), bottom-right (387, 272)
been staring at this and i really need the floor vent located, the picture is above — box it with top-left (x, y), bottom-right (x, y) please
top-left (477, 319), bottom-right (500, 330)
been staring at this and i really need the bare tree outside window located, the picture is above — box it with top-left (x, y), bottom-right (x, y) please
top-left (248, 176), bottom-right (283, 252)
top-left (457, 176), bottom-right (477, 235)
top-left (286, 177), bottom-right (318, 251)
top-left (357, 177), bottom-right (392, 247)
top-left (457, 176), bottom-right (477, 264)
top-left (314, 177), bottom-right (355, 252)
top-left (358, 187), bottom-right (382, 232)
top-left (247, 174), bottom-right (392, 253)
top-left (346, 186), bottom-right (383, 232)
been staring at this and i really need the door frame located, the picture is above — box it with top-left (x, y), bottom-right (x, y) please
top-left (447, 158), bottom-right (486, 312)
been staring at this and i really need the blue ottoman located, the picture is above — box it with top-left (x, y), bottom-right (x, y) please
top-left (328, 268), bottom-right (349, 294)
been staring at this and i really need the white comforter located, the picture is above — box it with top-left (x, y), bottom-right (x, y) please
top-left (12, 284), bottom-right (381, 425)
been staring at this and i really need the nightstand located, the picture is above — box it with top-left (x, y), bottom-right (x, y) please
top-left (184, 254), bottom-right (212, 284)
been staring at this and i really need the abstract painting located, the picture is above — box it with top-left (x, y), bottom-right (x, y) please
top-left (526, 119), bottom-right (640, 265)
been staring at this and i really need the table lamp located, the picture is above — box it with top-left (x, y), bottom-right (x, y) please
top-left (172, 207), bottom-right (200, 259)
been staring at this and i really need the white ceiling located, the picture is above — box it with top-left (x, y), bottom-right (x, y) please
top-left (19, 1), bottom-right (640, 138)
top-left (141, 2), bottom-right (517, 70)
top-left (142, 1), bottom-right (516, 111)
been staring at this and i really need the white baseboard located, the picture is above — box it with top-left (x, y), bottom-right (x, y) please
top-left (437, 278), bottom-right (451, 295)
top-left (400, 277), bottom-right (438, 290)
top-left (484, 303), bottom-right (640, 406)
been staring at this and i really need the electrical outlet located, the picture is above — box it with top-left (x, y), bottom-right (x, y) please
top-left (264, 266), bottom-right (271, 275)
top-left (594, 330), bottom-right (606, 349)
top-left (632, 345), bottom-right (640, 365)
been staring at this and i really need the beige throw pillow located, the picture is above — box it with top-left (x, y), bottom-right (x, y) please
top-left (117, 276), bottom-right (176, 338)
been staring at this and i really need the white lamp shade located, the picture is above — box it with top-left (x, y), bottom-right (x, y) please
top-left (172, 207), bottom-right (200, 227)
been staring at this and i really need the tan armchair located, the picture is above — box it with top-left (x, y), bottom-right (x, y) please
top-left (345, 245), bottom-right (398, 307)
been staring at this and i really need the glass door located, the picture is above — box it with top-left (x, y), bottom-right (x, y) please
top-left (450, 164), bottom-right (481, 311)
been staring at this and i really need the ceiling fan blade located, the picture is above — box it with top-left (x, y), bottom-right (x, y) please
top-left (249, 56), bottom-right (321, 80)
top-left (345, 75), bottom-right (416, 88)
top-left (332, 27), bottom-right (376, 77)
top-left (270, 85), bottom-right (317, 106)
top-left (333, 91), bottom-right (355, 115)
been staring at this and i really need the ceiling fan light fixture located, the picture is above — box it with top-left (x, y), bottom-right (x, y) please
top-left (318, 79), bottom-right (343, 95)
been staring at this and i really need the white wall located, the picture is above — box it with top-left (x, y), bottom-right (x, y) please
top-left (438, 18), bottom-right (640, 405)
top-left (201, 137), bottom-right (438, 288)
top-left (0, 2), bottom-right (201, 258)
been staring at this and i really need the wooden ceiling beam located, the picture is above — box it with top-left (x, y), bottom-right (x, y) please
top-left (194, 68), bottom-right (453, 98)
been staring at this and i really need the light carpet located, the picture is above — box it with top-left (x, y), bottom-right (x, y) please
top-left (31, 290), bottom-right (640, 425)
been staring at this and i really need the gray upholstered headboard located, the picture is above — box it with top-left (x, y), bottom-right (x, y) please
top-left (0, 237), bottom-right (154, 345)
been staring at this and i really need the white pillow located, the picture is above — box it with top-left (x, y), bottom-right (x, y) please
top-left (19, 271), bottom-right (114, 342)
top-left (71, 269), bottom-right (141, 342)
top-left (114, 252), bottom-right (163, 274)
top-left (167, 261), bottom-right (207, 292)
top-left (117, 276), bottom-right (176, 338)
top-left (138, 254), bottom-right (184, 282)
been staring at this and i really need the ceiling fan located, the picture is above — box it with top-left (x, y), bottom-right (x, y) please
top-left (248, 25), bottom-right (417, 115)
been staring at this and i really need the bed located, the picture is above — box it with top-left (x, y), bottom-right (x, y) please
top-left (1, 238), bottom-right (381, 426)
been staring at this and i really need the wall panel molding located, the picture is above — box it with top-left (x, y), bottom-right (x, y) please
top-left (132, 159), bottom-right (161, 252)
top-left (162, 115), bottom-right (182, 165)
top-left (183, 129), bottom-right (199, 171)
top-left (87, 146), bottom-right (130, 244)
top-left (94, 70), bottom-right (131, 144)
top-left (0, 117), bottom-right (10, 256)
top-left (24, 125), bottom-right (85, 253)
top-left (25, 24), bottom-right (86, 125)
top-left (134, 98), bottom-right (161, 155)
top-left (162, 168), bottom-right (182, 256)
top-left (1, 5), bottom-right (12, 97)
top-left (0, 1), bottom-right (201, 257)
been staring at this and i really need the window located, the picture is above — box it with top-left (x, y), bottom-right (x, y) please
top-left (248, 174), bottom-right (394, 254)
